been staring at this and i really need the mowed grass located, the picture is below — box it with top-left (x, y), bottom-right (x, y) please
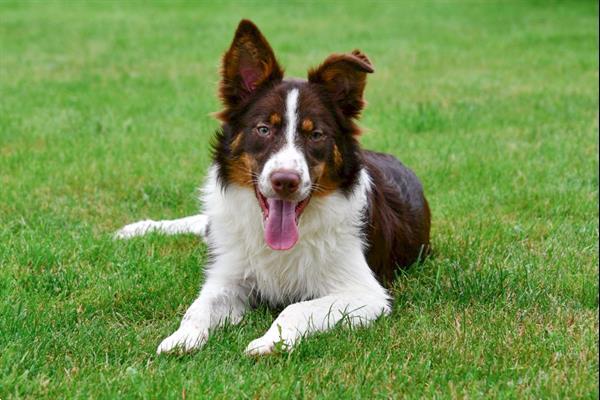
top-left (0, 1), bottom-right (598, 398)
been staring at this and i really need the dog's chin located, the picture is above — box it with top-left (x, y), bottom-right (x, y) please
top-left (254, 186), bottom-right (310, 251)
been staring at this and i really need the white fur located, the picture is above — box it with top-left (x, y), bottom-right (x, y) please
top-left (284, 88), bottom-right (300, 145)
top-left (117, 165), bottom-right (391, 355)
top-left (114, 214), bottom-right (208, 239)
top-left (258, 88), bottom-right (311, 200)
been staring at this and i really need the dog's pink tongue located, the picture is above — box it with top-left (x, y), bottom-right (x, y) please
top-left (265, 198), bottom-right (298, 250)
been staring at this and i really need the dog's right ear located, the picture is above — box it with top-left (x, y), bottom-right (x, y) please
top-left (219, 20), bottom-right (284, 112)
top-left (308, 50), bottom-right (374, 119)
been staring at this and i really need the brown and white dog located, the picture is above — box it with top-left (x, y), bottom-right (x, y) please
top-left (116, 20), bottom-right (431, 355)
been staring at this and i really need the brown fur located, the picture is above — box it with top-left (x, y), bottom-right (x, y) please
top-left (213, 20), bottom-right (431, 285)
top-left (228, 153), bottom-right (256, 188)
top-left (333, 145), bottom-right (343, 168)
top-left (362, 151), bottom-right (431, 285)
top-left (301, 118), bottom-right (314, 132)
top-left (269, 113), bottom-right (282, 126)
top-left (230, 132), bottom-right (244, 152)
top-left (217, 20), bottom-right (284, 121)
top-left (307, 50), bottom-right (373, 121)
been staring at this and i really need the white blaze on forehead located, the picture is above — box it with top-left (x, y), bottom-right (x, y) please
top-left (284, 88), bottom-right (300, 146)
top-left (258, 87), bottom-right (310, 200)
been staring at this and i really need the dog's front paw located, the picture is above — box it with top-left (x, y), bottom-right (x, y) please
top-left (244, 332), bottom-right (296, 356)
top-left (114, 220), bottom-right (157, 239)
top-left (156, 325), bottom-right (208, 354)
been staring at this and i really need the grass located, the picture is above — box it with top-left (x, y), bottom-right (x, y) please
top-left (0, 0), bottom-right (598, 398)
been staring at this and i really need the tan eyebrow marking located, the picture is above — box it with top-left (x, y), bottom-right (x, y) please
top-left (270, 113), bottom-right (282, 126)
top-left (302, 118), bottom-right (314, 132)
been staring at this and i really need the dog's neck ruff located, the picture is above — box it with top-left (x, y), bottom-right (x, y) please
top-left (201, 165), bottom-right (373, 305)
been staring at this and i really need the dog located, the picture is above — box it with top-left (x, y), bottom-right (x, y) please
top-left (116, 20), bottom-right (431, 355)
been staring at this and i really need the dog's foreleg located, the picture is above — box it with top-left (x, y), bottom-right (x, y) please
top-left (114, 214), bottom-right (209, 239)
top-left (157, 275), bottom-right (249, 354)
top-left (245, 285), bottom-right (390, 356)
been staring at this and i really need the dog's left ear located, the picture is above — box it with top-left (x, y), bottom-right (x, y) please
top-left (308, 50), bottom-right (374, 119)
top-left (219, 19), bottom-right (284, 110)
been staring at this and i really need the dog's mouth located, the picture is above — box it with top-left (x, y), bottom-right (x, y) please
top-left (254, 186), bottom-right (310, 251)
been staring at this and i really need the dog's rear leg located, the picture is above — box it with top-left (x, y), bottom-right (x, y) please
top-left (114, 214), bottom-right (209, 239)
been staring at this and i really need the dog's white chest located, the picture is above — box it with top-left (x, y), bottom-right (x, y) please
top-left (201, 166), bottom-right (371, 305)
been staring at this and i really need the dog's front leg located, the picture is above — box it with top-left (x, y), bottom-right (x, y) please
top-left (245, 290), bottom-right (390, 356)
top-left (157, 275), bottom-right (249, 354)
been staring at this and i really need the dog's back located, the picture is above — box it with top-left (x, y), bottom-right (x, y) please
top-left (363, 150), bottom-right (431, 284)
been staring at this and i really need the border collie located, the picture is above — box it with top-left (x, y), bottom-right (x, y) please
top-left (116, 20), bottom-right (431, 355)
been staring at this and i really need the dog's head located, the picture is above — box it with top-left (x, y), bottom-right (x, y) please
top-left (213, 20), bottom-right (373, 251)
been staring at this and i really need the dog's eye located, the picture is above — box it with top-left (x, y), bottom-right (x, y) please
top-left (309, 130), bottom-right (324, 142)
top-left (256, 125), bottom-right (270, 137)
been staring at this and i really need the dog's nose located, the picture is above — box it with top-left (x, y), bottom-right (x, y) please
top-left (270, 170), bottom-right (301, 197)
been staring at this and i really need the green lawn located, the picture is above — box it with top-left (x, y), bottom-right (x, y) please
top-left (1, 1), bottom-right (598, 398)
